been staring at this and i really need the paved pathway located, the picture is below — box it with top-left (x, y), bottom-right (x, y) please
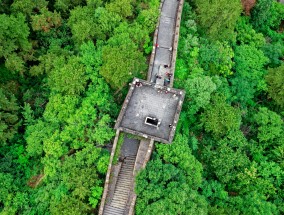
top-left (150, 0), bottom-right (179, 85)
top-left (99, 0), bottom-right (183, 214)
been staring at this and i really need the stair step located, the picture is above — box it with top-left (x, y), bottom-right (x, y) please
top-left (103, 205), bottom-right (125, 215)
top-left (110, 202), bottom-right (126, 209)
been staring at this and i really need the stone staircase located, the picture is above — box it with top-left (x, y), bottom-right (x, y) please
top-left (103, 155), bottom-right (136, 215)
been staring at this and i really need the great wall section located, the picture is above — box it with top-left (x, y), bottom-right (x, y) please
top-left (98, 0), bottom-right (185, 214)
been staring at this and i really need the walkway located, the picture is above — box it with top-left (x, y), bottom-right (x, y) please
top-left (99, 0), bottom-right (184, 214)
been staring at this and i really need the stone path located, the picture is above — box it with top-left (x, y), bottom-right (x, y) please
top-left (99, 0), bottom-right (184, 214)
top-left (150, 0), bottom-right (179, 85)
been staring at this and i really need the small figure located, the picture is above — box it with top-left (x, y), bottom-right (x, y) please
top-left (165, 90), bottom-right (169, 94)
top-left (155, 43), bottom-right (159, 48)
top-left (169, 47), bottom-right (172, 51)
top-left (164, 64), bottom-right (169, 68)
top-left (169, 124), bottom-right (172, 128)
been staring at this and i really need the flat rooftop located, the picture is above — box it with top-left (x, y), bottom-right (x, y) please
top-left (115, 78), bottom-right (185, 143)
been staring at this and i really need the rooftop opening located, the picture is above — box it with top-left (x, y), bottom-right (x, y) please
top-left (145, 117), bottom-right (160, 127)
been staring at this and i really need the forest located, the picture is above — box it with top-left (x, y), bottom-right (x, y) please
top-left (0, 0), bottom-right (283, 214)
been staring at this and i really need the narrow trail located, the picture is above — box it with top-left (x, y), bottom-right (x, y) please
top-left (99, 1), bottom-right (184, 214)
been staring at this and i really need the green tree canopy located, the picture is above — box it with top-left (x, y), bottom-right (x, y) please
top-left (253, 107), bottom-right (283, 143)
top-left (266, 64), bottom-right (284, 107)
top-left (184, 75), bottom-right (217, 114)
top-left (195, 0), bottom-right (242, 41)
top-left (230, 44), bottom-right (269, 106)
top-left (201, 95), bottom-right (241, 139)
top-left (0, 13), bottom-right (31, 73)
top-left (100, 27), bottom-right (147, 89)
top-left (0, 89), bottom-right (19, 145)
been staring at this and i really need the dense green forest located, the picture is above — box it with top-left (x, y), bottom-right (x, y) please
top-left (135, 0), bottom-right (284, 214)
top-left (0, 0), bottom-right (159, 214)
top-left (0, 0), bottom-right (283, 214)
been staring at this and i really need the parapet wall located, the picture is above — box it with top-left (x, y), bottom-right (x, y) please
top-left (170, 0), bottom-right (184, 87)
top-left (98, 130), bottom-right (120, 215)
top-left (125, 139), bottom-right (155, 215)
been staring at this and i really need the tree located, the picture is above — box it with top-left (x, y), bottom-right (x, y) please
top-left (251, 0), bottom-right (284, 41)
top-left (31, 8), bottom-right (62, 33)
top-left (184, 75), bottom-right (217, 115)
top-left (156, 134), bottom-right (203, 188)
top-left (68, 6), bottom-right (121, 44)
top-left (201, 131), bottom-right (250, 188)
top-left (228, 191), bottom-right (278, 215)
top-left (100, 29), bottom-right (147, 89)
top-left (198, 41), bottom-right (234, 77)
top-left (25, 120), bottom-right (58, 157)
top-left (48, 56), bottom-right (87, 95)
top-left (235, 17), bottom-right (265, 48)
top-left (106, 0), bottom-right (134, 19)
top-left (241, 0), bottom-right (256, 15)
top-left (11, 0), bottom-right (48, 15)
top-left (230, 44), bottom-right (268, 106)
top-left (0, 13), bottom-right (31, 73)
top-left (201, 95), bottom-right (241, 139)
top-left (0, 89), bottom-right (19, 145)
top-left (43, 94), bottom-right (79, 123)
top-left (135, 158), bottom-right (208, 215)
top-left (195, 0), bottom-right (242, 41)
top-left (253, 107), bottom-right (283, 143)
top-left (266, 64), bottom-right (284, 107)
top-left (54, 0), bottom-right (84, 12)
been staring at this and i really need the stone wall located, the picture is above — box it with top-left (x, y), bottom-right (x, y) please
top-left (98, 130), bottom-right (121, 215)
top-left (170, 0), bottom-right (185, 87)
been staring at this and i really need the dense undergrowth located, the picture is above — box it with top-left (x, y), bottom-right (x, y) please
top-left (135, 0), bottom-right (284, 214)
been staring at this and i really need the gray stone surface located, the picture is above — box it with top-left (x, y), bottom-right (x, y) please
top-left (161, 0), bottom-right (179, 18)
top-left (158, 16), bottom-right (175, 48)
top-left (120, 137), bottom-right (139, 157)
top-left (150, 0), bottom-right (179, 83)
top-left (151, 48), bottom-right (171, 83)
top-left (119, 80), bottom-right (183, 142)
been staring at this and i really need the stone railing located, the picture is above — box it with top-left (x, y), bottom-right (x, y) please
top-left (169, 0), bottom-right (184, 87)
top-left (98, 130), bottom-right (121, 215)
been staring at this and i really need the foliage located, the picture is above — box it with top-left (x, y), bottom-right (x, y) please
top-left (201, 95), bottom-right (241, 139)
top-left (198, 40), bottom-right (234, 77)
top-left (251, 0), bottom-right (284, 41)
top-left (195, 0), bottom-right (242, 41)
top-left (100, 29), bottom-right (147, 89)
top-left (230, 44), bottom-right (269, 106)
top-left (266, 64), bottom-right (284, 108)
top-left (253, 107), bottom-right (283, 143)
top-left (135, 158), bottom-right (207, 215)
top-left (11, 0), bottom-right (48, 15)
top-left (184, 75), bottom-right (217, 114)
top-left (0, 89), bottom-right (19, 145)
top-left (0, 13), bottom-right (31, 73)
top-left (48, 56), bottom-right (87, 95)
